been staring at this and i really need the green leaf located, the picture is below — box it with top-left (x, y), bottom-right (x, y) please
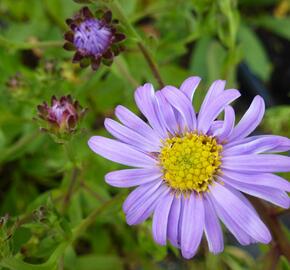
top-left (11, 227), bottom-right (31, 254)
top-left (238, 24), bottom-right (272, 80)
top-left (0, 258), bottom-right (56, 270)
top-left (222, 255), bottom-right (245, 270)
top-left (206, 40), bottom-right (227, 82)
top-left (279, 256), bottom-right (290, 270)
top-left (0, 242), bottom-right (67, 270)
top-left (252, 16), bottom-right (290, 40)
top-left (205, 252), bottom-right (223, 270)
top-left (190, 36), bottom-right (212, 81)
top-left (225, 246), bottom-right (255, 266)
top-left (262, 105), bottom-right (290, 137)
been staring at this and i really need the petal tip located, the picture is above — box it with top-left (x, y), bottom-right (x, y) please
top-left (181, 250), bottom-right (195, 260)
top-left (88, 136), bottom-right (99, 151)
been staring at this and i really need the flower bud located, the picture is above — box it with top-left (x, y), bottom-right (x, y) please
top-left (64, 7), bottom-right (126, 70)
top-left (37, 95), bottom-right (86, 141)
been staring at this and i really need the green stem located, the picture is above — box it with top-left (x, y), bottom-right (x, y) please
top-left (63, 142), bottom-right (78, 166)
top-left (105, 0), bottom-right (140, 41)
top-left (114, 57), bottom-right (139, 88)
top-left (80, 180), bottom-right (106, 202)
top-left (62, 168), bottom-right (80, 213)
top-left (104, 0), bottom-right (165, 88)
top-left (72, 193), bottom-right (125, 241)
top-left (137, 42), bottom-right (164, 88)
top-left (0, 36), bottom-right (63, 50)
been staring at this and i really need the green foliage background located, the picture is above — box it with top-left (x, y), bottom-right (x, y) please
top-left (0, 0), bottom-right (289, 269)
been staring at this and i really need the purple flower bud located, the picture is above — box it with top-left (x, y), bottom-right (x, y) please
top-left (37, 95), bottom-right (86, 138)
top-left (64, 7), bottom-right (126, 70)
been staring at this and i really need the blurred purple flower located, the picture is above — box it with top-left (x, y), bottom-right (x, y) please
top-left (64, 7), bottom-right (125, 70)
top-left (88, 77), bottom-right (290, 259)
top-left (37, 95), bottom-right (86, 138)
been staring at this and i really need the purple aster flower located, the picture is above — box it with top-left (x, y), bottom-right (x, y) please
top-left (88, 77), bottom-right (290, 259)
top-left (37, 95), bottom-right (86, 139)
top-left (64, 7), bottom-right (126, 70)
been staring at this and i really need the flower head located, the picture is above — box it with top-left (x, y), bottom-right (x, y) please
top-left (37, 95), bottom-right (86, 140)
top-left (88, 77), bottom-right (290, 259)
top-left (64, 7), bottom-right (126, 70)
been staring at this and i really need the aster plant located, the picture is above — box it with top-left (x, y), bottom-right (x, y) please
top-left (64, 7), bottom-right (126, 70)
top-left (88, 77), bottom-right (290, 259)
top-left (37, 95), bottom-right (86, 141)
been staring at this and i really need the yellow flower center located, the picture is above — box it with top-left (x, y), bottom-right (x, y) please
top-left (159, 133), bottom-right (222, 193)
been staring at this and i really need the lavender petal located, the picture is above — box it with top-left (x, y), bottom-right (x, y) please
top-left (199, 80), bottom-right (226, 121)
top-left (152, 193), bottom-right (174, 245)
top-left (115, 105), bottom-right (161, 143)
top-left (162, 86), bottom-right (197, 131)
top-left (222, 154), bottom-right (290, 173)
top-left (222, 170), bottom-right (290, 192)
top-left (123, 180), bottom-right (162, 214)
top-left (88, 136), bottom-right (157, 168)
top-left (156, 91), bottom-right (179, 134)
top-left (181, 194), bottom-right (204, 259)
top-left (214, 106), bottom-right (235, 141)
top-left (198, 89), bottom-right (240, 134)
top-left (134, 83), bottom-right (167, 138)
top-left (221, 176), bottom-right (290, 208)
top-left (204, 196), bottom-right (224, 254)
top-left (228, 96), bottom-right (265, 141)
top-left (167, 196), bottom-right (182, 248)
top-left (105, 118), bottom-right (160, 152)
top-left (105, 168), bottom-right (162, 188)
top-left (126, 184), bottom-right (169, 225)
top-left (179, 76), bottom-right (201, 101)
top-left (224, 135), bottom-right (290, 155)
top-left (209, 183), bottom-right (271, 244)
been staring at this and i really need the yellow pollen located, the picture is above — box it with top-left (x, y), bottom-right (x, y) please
top-left (159, 133), bottom-right (222, 193)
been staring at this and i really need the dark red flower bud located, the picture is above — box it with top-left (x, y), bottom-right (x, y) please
top-left (37, 95), bottom-right (86, 140)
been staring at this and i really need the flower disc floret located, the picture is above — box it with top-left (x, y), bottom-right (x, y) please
top-left (159, 133), bottom-right (223, 193)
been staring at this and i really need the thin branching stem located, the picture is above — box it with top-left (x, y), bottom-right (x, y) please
top-left (105, 0), bottom-right (165, 89)
top-left (72, 192), bottom-right (125, 241)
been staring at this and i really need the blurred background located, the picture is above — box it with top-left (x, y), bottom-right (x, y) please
top-left (0, 0), bottom-right (289, 269)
